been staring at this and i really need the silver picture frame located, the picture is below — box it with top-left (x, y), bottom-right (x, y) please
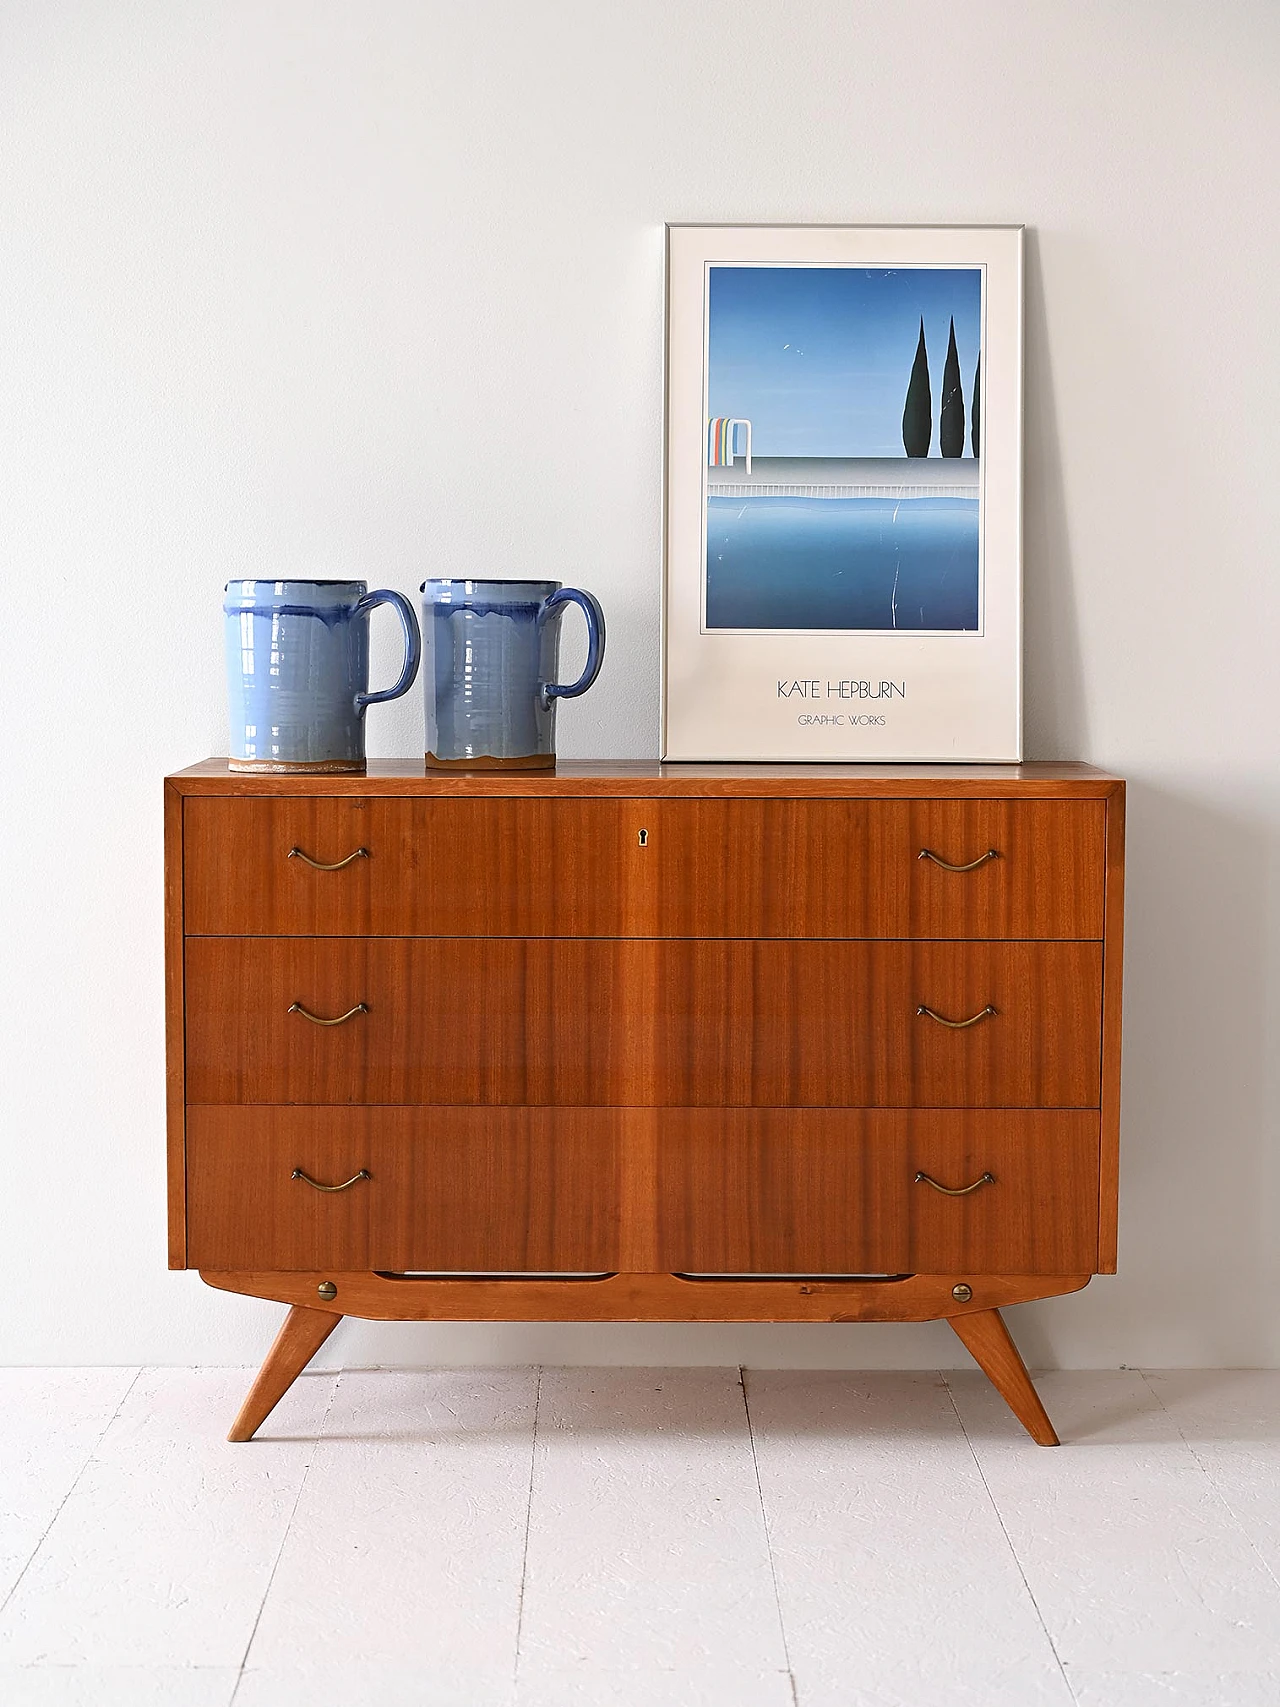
top-left (662, 223), bottom-right (1023, 762)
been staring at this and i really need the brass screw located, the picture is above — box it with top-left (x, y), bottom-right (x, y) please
top-left (951, 1283), bottom-right (973, 1303)
top-left (317, 1281), bottom-right (338, 1301)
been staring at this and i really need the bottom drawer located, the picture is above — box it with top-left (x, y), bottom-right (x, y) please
top-left (655, 1110), bottom-right (1099, 1275)
top-left (186, 1107), bottom-right (623, 1272)
top-left (186, 1107), bottom-right (1099, 1276)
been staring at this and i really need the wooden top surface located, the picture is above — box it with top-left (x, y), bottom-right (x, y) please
top-left (168, 759), bottom-right (1123, 798)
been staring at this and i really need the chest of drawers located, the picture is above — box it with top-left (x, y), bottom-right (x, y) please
top-left (165, 760), bottom-right (1124, 1445)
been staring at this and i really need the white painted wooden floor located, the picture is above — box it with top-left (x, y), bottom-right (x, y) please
top-left (2, 1368), bottom-right (1280, 1705)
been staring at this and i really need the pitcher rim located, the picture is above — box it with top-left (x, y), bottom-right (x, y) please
top-left (224, 578), bottom-right (366, 591)
top-left (420, 577), bottom-right (562, 592)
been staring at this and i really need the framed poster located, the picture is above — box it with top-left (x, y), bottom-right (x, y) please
top-left (662, 224), bottom-right (1023, 762)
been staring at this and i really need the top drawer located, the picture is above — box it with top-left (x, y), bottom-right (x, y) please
top-left (183, 796), bottom-right (1106, 939)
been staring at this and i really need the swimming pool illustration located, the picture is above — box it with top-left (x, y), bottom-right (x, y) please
top-left (706, 492), bottom-right (979, 632)
top-left (706, 264), bottom-right (983, 634)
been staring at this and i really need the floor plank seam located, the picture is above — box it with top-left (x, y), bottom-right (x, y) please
top-left (0, 1366), bottom-right (143, 1627)
top-left (940, 1369), bottom-right (1079, 1705)
top-left (1138, 1369), bottom-right (1280, 1603)
top-left (739, 1366), bottom-right (798, 1700)
top-left (512, 1363), bottom-right (543, 1692)
top-left (228, 1364), bottom-right (341, 1703)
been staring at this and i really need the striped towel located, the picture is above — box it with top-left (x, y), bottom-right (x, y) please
top-left (707, 417), bottom-right (739, 467)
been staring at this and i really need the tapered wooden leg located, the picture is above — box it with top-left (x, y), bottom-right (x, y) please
top-left (228, 1305), bottom-right (342, 1442)
top-left (949, 1307), bottom-right (1060, 1446)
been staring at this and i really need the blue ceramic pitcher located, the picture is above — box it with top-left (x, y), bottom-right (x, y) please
top-left (421, 579), bottom-right (605, 768)
top-left (224, 580), bottom-right (421, 771)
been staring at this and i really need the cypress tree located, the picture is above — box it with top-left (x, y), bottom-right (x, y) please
top-left (901, 317), bottom-right (931, 457)
top-left (971, 351), bottom-right (981, 456)
top-left (939, 316), bottom-right (965, 458)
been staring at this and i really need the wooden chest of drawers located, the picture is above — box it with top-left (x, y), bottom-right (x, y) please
top-left (165, 760), bottom-right (1124, 1445)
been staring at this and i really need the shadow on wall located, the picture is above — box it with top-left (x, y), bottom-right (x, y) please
top-left (1021, 227), bottom-right (1088, 758)
top-left (1011, 777), bottom-right (1278, 1372)
top-left (1115, 778), bottom-right (1276, 1360)
top-left (994, 232), bottom-right (1278, 1371)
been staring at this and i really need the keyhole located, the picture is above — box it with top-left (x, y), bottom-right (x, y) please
top-left (638, 828), bottom-right (649, 847)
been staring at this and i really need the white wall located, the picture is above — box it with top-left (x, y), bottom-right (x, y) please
top-left (3, 0), bottom-right (1278, 1370)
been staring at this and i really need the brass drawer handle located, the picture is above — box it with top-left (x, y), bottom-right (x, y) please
top-left (916, 1003), bottom-right (997, 1029)
top-left (292, 1167), bottom-right (371, 1193)
top-left (915, 1170), bottom-right (996, 1196)
top-left (917, 848), bottom-right (999, 872)
top-left (288, 846), bottom-right (369, 871)
top-left (288, 1001), bottom-right (369, 1026)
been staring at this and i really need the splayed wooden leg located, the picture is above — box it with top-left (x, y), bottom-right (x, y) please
top-left (228, 1304), bottom-right (341, 1442)
top-left (950, 1306), bottom-right (1059, 1446)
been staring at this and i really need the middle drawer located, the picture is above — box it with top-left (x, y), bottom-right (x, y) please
top-left (186, 938), bottom-right (1102, 1108)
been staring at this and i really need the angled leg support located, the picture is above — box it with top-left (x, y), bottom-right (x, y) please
top-left (228, 1304), bottom-right (342, 1442)
top-left (950, 1306), bottom-right (1059, 1446)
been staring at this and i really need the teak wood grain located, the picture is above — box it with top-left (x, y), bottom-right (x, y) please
top-left (949, 1308), bottom-right (1060, 1445)
top-left (183, 937), bottom-right (1102, 1108)
top-left (653, 1110), bottom-right (1100, 1275)
top-left (226, 1304), bottom-right (341, 1443)
top-left (169, 758), bottom-right (1123, 797)
top-left (183, 798), bottom-right (649, 939)
top-left (163, 780), bottom-right (186, 1267)
top-left (186, 1107), bottom-right (1097, 1276)
top-left (653, 798), bottom-right (1104, 940)
top-left (164, 760), bottom-right (1124, 1446)
top-left (187, 1107), bottom-right (622, 1271)
top-left (201, 1268), bottom-right (1091, 1324)
top-left (1099, 784), bottom-right (1126, 1270)
top-left (904, 799), bottom-right (1104, 939)
top-left (183, 795), bottom-right (1104, 940)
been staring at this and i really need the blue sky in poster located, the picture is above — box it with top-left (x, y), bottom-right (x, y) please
top-left (707, 266), bottom-right (982, 458)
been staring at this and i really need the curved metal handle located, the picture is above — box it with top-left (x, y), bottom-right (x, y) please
top-left (288, 1001), bottom-right (369, 1026)
top-left (915, 1170), bottom-right (996, 1196)
top-left (288, 846), bottom-right (369, 871)
top-left (917, 1003), bottom-right (997, 1029)
top-left (917, 848), bottom-right (1000, 872)
top-left (539, 587), bottom-right (606, 707)
top-left (291, 1167), bottom-right (371, 1193)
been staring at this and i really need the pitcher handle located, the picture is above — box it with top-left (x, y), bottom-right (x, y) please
top-left (539, 588), bottom-right (606, 708)
top-left (353, 589), bottom-right (422, 712)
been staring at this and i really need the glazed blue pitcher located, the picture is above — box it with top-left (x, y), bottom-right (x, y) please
top-left (421, 579), bottom-right (605, 768)
top-left (224, 580), bottom-right (421, 771)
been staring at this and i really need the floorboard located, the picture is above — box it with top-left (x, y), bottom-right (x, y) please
top-left (0, 1368), bottom-right (334, 1670)
top-left (3, 1367), bottom-right (1280, 1706)
top-left (514, 1368), bottom-right (791, 1702)
top-left (947, 1369), bottom-right (1280, 1690)
top-left (746, 1368), bottom-right (1075, 1707)
top-left (0, 1369), bottom-right (139, 1609)
top-left (237, 1368), bottom-right (537, 1706)
top-left (1143, 1369), bottom-right (1280, 1583)
top-left (0, 1664), bottom-right (239, 1706)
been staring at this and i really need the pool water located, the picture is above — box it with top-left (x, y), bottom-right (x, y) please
top-left (705, 495), bottom-right (980, 631)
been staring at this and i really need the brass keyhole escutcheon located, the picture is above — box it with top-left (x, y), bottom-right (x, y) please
top-left (317, 1281), bottom-right (338, 1302)
top-left (952, 1283), bottom-right (973, 1303)
top-left (638, 828), bottom-right (649, 847)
